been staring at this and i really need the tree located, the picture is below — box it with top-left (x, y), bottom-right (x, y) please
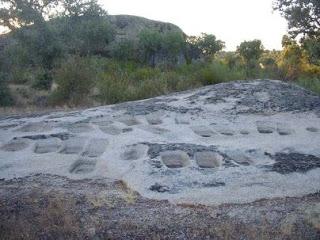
top-left (237, 40), bottom-right (264, 63)
top-left (197, 33), bottom-right (225, 59)
top-left (278, 35), bottom-right (304, 80)
top-left (161, 31), bottom-right (185, 63)
top-left (0, 0), bottom-right (105, 30)
top-left (273, 0), bottom-right (320, 38)
top-left (186, 33), bottom-right (224, 62)
top-left (302, 35), bottom-right (320, 65)
top-left (237, 40), bottom-right (264, 77)
top-left (138, 29), bottom-right (162, 66)
top-left (61, 0), bottom-right (106, 17)
top-left (110, 39), bottom-right (137, 61)
top-left (186, 35), bottom-right (202, 62)
top-left (0, 0), bottom-right (58, 30)
top-left (0, 73), bottom-right (13, 106)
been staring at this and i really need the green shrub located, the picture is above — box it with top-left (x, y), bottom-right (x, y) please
top-left (49, 56), bottom-right (99, 106)
top-left (110, 40), bottom-right (137, 61)
top-left (131, 67), bottom-right (161, 81)
top-left (199, 66), bottom-right (221, 85)
top-left (55, 16), bottom-right (115, 56)
top-left (97, 74), bottom-right (131, 104)
top-left (31, 68), bottom-right (52, 90)
top-left (198, 61), bottom-right (244, 85)
top-left (296, 77), bottom-right (320, 95)
top-left (0, 74), bottom-right (13, 106)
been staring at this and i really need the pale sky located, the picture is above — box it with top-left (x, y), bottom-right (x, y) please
top-left (101, 0), bottom-right (288, 51)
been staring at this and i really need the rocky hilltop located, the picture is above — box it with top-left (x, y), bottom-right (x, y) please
top-left (0, 80), bottom-right (320, 239)
top-left (108, 14), bottom-right (185, 42)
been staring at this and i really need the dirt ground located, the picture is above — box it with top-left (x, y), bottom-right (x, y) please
top-left (0, 174), bottom-right (319, 240)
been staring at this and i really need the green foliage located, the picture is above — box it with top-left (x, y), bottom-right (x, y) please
top-left (0, 0), bottom-right (106, 31)
top-left (110, 39), bottom-right (137, 61)
top-left (160, 31), bottom-right (185, 63)
top-left (0, 0), bottom-right (56, 30)
top-left (131, 67), bottom-right (161, 81)
top-left (197, 33), bottom-right (225, 60)
top-left (199, 61), bottom-right (245, 85)
top-left (138, 29), bottom-right (162, 65)
top-left (302, 36), bottom-right (320, 66)
top-left (66, 16), bottom-right (114, 55)
top-left (278, 37), bottom-right (304, 80)
top-left (62, 0), bottom-right (107, 17)
top-left (0, 73), bottom-right (13, 106)
top-left (259, 51), bottom-right (282, 79)
top-left (296, 77), bottom-right (320, 94)
top-left (186, 33), bottom-right (225, 61)
top-left (138, 29), bottom-right (185, 66)
top-left (96, 60), bottom-right (204, 105)
top-left (237, 40), bottom-right (264, 63)
top-left (49, 56), bottom-right (99, 106)
top-left (222, 52), bottom-right (243, 70)
top-left (273, 0), bottom-right (320, 38)
top-left (237, 40), bottom-right (264, 77)
top-left (31, 68), bottom-right (52, 90)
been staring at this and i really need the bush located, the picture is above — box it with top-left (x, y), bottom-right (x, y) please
top-left (31, 68), bottom-right (53, 90)
top-left (297, 77), bottom-right (320, 95)
top-left (0, 74), bottom-right (13, 106)
top-left (54, 16), bottom-right (114, 56)
top-left (97, 73), bottom-right (131, 104)
top-left (131, 67), bottom-right (161, 81)
top-left (96, 60), bottom-right (203, 105)
top-left (110, 40), bottom-right (137, 61)
top-left (49, 56), bottom-right (99, 106)
top-left (198, 61), bottom-right (245, 85)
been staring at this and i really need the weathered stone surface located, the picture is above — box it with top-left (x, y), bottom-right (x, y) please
top-left (146, 143), bottom-right (219, 159)
top-left (240, 130), bottom-right (250, 135)
top-left (34, 138), bottom-right (61, 154)
top-left (118, 115), bottom-right (140, 126)
top-left (192, 125), bottom-right (215, 137)
top-left (1, 138), bottom-right (29, 152)
top-left (271, 152), bottom-right (320, 174)
top-left (161, 150), bottom-right (190, 168)
top-left (121, 144), bottom-right (148, 160)
top-left (21, 132), bottom-right (72, 141)
top-left (16, 122), bottom-right (52, 132)
top-left (149, 183), bottom-right (170, 192)
top-left (69, 158), bottom-right (97, 174)
top-left (139, 125), bottom-right (170, 135)
top-left (146, 114), bottom-right (163, 125)
top-left (82, 138), bottom-right (108, 158)
top-left (226, 150), bottom-right (253, 165)
top-left (175, 116), bottom-right (190, 124)
top-left (99, 125), bottom-right (122, 135)
top-left (256, 121), bottom-right (275, 134)
top-left (277, 123), bottom-right (294, 135)
top-left (68, 123), bottom-right (94, 133)
top-left (60, 137), bottom-right (86, 154)
top-left (1, 80), bottom-right (320, 238)
top-left (218, 128), bottom-right (235, 136)
top-left (195, 151), bottom-right (223, 168)
top-left (306, 127), bottom-right (319, 132)
top-left (1, 80), bottom-right (320, 239)
top-left (90, 117), bottom-right (113, 126)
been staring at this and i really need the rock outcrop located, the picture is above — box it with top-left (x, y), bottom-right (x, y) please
top-left (108, 15), bottom-right (185, 42)
top-left (0, 80), bottom-right (320, 239)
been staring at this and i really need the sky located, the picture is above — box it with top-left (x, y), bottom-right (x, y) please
top-left (101, 0), bottom-right (288, 51)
